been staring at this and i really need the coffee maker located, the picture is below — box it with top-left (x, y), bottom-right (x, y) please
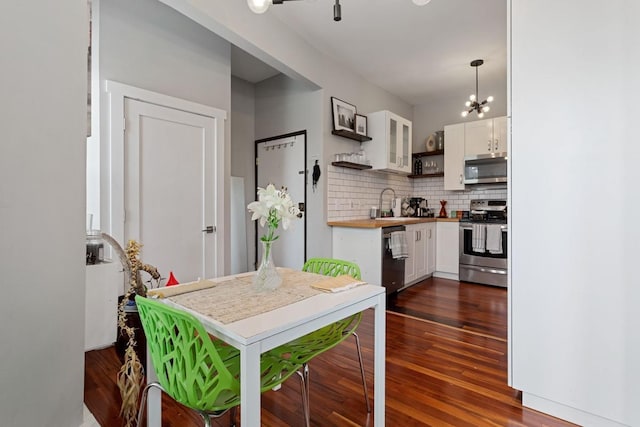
top-left (409, 197), bottom-right (432, 217)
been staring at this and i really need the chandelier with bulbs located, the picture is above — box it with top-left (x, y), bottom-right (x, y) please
top-left (248, 0), bottom-right (433, 21)
top-left (461, 59), bottom-right (494, 119)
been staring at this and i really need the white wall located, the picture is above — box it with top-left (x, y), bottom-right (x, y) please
top-left (97, 0), bottom-right (233, 271)
top-left (157, 0), bottom-right (413, 263)
top-left (254, 74), bottom-right (329, 260)
top-left (511, 1), bottom-right (640, 426)
top-left (230, 76), bottom-right (256, 269)
top-left (0, 1), bottom-right (87, 426)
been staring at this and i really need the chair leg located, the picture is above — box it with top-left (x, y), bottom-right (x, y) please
top-left (136, 382), bottom-right (164, 427)
top-left (198, 410), bottom-right (212, 427)
top-left (229, 406), bottom-right (237, 427)
top-left (296, 364), bottom-right (310, 427)
top-left (353, 332), bottom-right (371, 413)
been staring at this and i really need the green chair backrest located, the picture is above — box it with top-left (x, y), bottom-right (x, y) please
top-left (135, 296), bottom-right (241, 412)
top-left (302, 257), bottom-right (361, 280)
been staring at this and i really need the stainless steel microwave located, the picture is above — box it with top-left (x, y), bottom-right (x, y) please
top-left (463, 153), bottom-right (508, 184)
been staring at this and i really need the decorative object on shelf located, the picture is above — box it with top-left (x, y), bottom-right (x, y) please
top-left (312, 159), bottom-right (321, 192)
top-left (248, 184), bottom-right (301, 291)
top-left (425, 133), bottom-right (437, 152)
top-left (461, 59), bottom-right (494, 118)
top-left (413, 157), bottom-right (422, 175)
top-left (331, 96), bottom-right (357, 133)
top-left (439, 200), bottom-right (448, 218)
top-left (101, 233), bottom-right (161, 427)
top-left (355, 114), bottom-right (368, 136)
top-left (436, 130), bottom-right (444, 150)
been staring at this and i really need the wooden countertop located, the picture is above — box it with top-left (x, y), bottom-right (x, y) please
top-left (327, 217), bottom-right (459, 228)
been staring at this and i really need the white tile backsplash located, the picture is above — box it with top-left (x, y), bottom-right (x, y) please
top-left (327, 165), bottom-right (507, 221)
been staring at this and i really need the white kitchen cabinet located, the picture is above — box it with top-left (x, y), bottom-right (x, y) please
top-left (425, 222), bottom-right (436, 276)
top-left (464, 116), bottom-right (508, 156)
top-left (404, 223), bottom-right (425, 285)
top-left (85, 261), bottom-right (124, 351)
top-left (434, 221), bottom-right (459, 280)
top-left (364, 110), bottom-right (412, 174)
top-left (332, 226), bottom-right (383, 286)
top-left (404, 222), bottom-right (436, 286)
top-left (444, 123), bottom-right (465, 190)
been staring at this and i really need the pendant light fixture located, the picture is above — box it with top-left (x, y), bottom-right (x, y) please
top-left (248, 0), bottom-right (342, 21)
top-left (248, 0), bottom-right (427, 20)
top-left (461, 59), bottom-right (494, 119)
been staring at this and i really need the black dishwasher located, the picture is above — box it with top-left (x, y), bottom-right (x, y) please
top-left (381, 225), bottom-right (405, 295)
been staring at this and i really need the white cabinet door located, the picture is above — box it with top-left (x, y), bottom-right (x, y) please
top-left (435, 221), bottom-right (459, 279)
top-left (414, 224), bottom-right (428, 280)
top-left (444, 123), bottom-right (465, 190)
top-left (492, 116), bottom-right (508, 153)
top-left (405, 223), bottom-right (429, 285)
top-left (425, 222), bottom-right (436, 275)
top-left (464, 116), bottom-right (508, 156)
top-left (464, 118), bottom-right (494, 156)
top-left (365, 110), bottom-right (412, 174)
top-left (85, 261), bottom-right (123, 351)
top-left (332, 227), bottom-right (383, 286)
top-left (404, 224), bottom-right (417, 284)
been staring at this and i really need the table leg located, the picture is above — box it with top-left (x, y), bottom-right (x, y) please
top-left (374, 293), bottom-right (386, 427)
top-left (146, 343), bottom-right (161, 427)
top-left (240, 342), bottom-right (261, 426)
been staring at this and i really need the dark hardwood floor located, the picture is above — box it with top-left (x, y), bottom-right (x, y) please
top-left (85, 277), bottom-right (577, 426)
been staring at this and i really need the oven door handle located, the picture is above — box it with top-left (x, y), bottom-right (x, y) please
top-left (460, 224), bottom-right (508, 231)
top-left (462, 264), bottom-right (508, 275)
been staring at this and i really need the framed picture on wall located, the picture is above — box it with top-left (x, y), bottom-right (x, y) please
top-left (354, 114), bottom-right (367, 136)
top-left (331, 97), bottom-right (357, 132)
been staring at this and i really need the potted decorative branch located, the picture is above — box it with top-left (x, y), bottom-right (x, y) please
top-left (101, 233), bottom-right (161, 427)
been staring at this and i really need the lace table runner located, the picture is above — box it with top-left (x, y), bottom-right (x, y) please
top-left (167, 269), bottom-right (325, 324)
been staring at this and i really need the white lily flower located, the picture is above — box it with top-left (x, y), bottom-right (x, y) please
top-left (247, 183), bottom-right (300, 241)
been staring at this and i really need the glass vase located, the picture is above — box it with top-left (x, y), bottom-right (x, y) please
top-left (253, 240), bottom-right (282, 291)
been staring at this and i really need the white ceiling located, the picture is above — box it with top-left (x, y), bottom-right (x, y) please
top-left (231, 0), bottom-right (507, 107)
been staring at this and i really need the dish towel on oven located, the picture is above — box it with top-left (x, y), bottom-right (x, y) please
top-left (390, 231), bottom-right (408, 259)
top-left (472, 224), bottom-right (486, 252)
top-left (486, 224), bottom-right (503, 254)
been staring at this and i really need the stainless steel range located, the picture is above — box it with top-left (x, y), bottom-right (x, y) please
top-left (459, 199), bottom-right (507, 287)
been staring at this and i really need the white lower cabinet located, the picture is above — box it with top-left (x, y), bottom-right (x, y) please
top-left (435, 221), bottom-right (459, 280)
top-left (332, 227), bottom-right (383, 286)
top-left (85, 261), bottom-right (124, 351)
top-left (405, 222), bottom-right (436, 286)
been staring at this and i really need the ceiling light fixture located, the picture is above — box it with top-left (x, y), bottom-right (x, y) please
top-left (247, 0), bottom-right (342, 21)
top-left (461, 59), bottom-right (494, 119)
top-left (412, 0), bottom-right (432, 5)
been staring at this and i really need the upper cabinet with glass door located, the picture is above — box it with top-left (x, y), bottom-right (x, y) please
top-left (364, 110), bottom-right (412, 175)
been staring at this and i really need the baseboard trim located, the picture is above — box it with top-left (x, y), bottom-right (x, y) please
top-left (522, 393), bottom-right (630, 427)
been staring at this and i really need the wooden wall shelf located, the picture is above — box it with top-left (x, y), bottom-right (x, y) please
top-left (408, 172), bottom-right (445, 179)
top-left (331, 129), bottom-right (372, 142)
top-left (413, 150), bottom-right (444, 158)
top-left (331, 161), bottom-right (373, 170)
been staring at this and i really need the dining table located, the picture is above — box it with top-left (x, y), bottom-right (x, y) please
top-left (144, 268), bottom-right (387, 426)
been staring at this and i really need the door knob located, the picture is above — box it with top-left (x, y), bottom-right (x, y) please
top-left (202, 225), bottom-right (215, 233)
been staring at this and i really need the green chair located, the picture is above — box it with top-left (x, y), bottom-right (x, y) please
top-left (276, 258), bottom-right (370, 425)
top-left (134, 295), bottom-right (305, 427)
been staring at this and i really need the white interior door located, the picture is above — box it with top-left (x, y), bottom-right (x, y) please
top-left (124, 98), bottom-right (217, 283)
top-left (256, 133), bottom-right (306, 270)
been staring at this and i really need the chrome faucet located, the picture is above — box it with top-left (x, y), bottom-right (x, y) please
top-left (378, 187), bottom-right (396, 217)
